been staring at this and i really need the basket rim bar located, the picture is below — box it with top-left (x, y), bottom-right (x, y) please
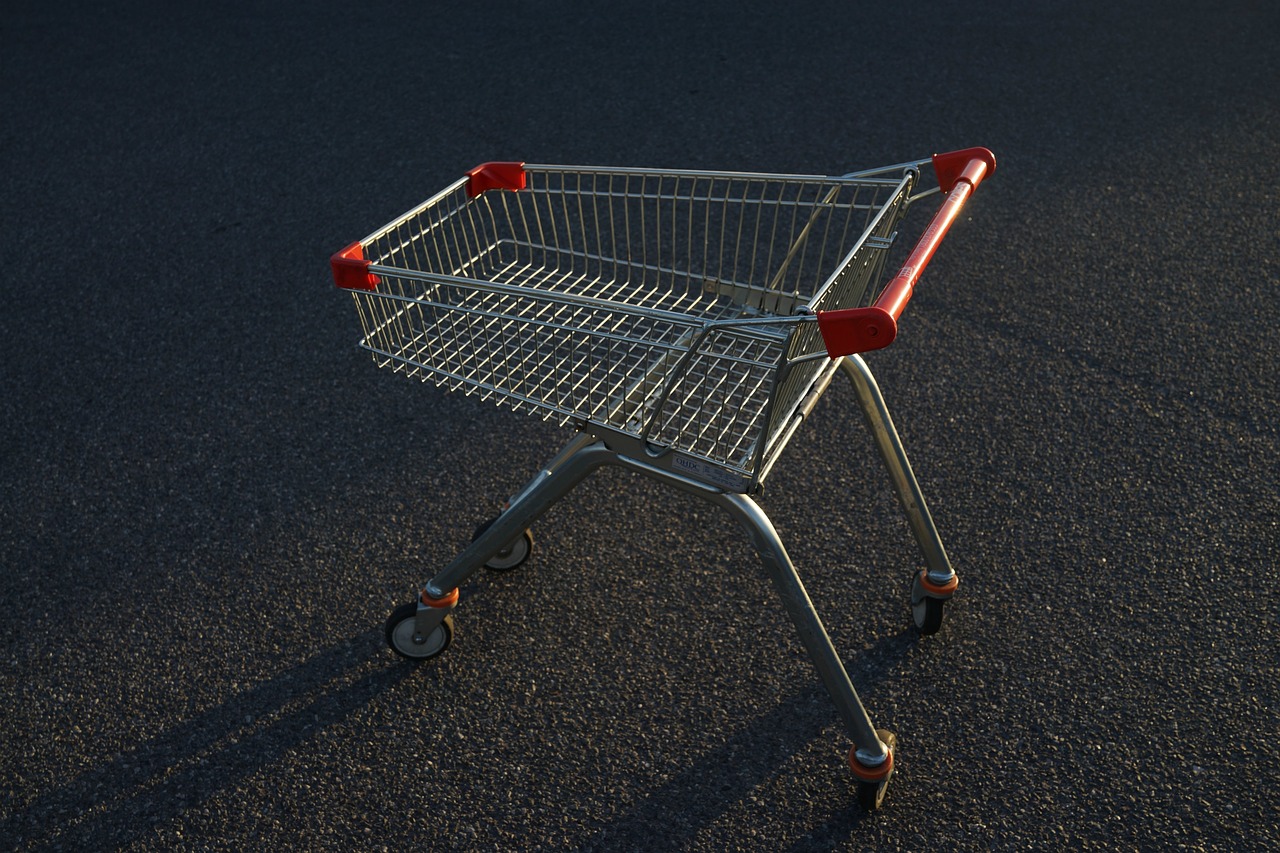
top-left (520, 160), bottom-right (929, 185)
top-left (355, 157), bottom-right (930, 251)
top-left (357, 174), bottom-right (472, 246)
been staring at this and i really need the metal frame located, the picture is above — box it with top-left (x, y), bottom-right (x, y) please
top-left (414, 353), bottom-right (953, 765)
top-left (334, 152), bottom-right (996, 791)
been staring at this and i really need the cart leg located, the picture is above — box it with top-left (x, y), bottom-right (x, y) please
top-left (421, 435), bottom-right (609, 601)
top-left (502, 431), bottom-right (597, 510)
top-left (705, 490), bottom-right (892, 776)
top-left (839, 354), bottom-right (956, 594)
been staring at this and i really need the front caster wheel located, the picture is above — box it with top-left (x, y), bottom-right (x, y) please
top-left (385, 602), bottom-right (454, 661)
top-left (853, 729), bottom-right (897, 811)
top-left (472, 517), bottom-right (534, 572)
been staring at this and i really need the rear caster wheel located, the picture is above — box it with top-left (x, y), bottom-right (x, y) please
top-left (912, 595), bottom-right (945, 635)
top-left (385, 602), bottom-right (454, 661)
top-left (853, 729), bottom-right (897, 811)
top-left (472, 517), bottom-right (534, 572)
top-left (910, 571), bottom-right (953, 635)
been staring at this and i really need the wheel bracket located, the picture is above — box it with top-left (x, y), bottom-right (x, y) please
top-left (911, 568), bottom-right (957, 605)
top-left (415, 588), bottom-right (458, 638)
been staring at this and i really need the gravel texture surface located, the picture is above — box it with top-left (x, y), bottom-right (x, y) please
top-left (3, 1), bottom-right (1277, 850)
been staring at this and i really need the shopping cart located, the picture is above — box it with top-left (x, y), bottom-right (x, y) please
top-left (333, 147), bottom-right (995, 809)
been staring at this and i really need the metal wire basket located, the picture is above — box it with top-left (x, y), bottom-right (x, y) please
top-left (335, 161), bottom-right (925, 490)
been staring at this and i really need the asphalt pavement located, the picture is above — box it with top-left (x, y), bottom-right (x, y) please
top-left (2, 1), bottom-right (1278, 850)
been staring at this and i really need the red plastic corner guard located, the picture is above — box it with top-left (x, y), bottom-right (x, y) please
top-left (331, 242), bottom-right (379, 291)
top-left (466, 162), bottom-right (526, 198)
top-left (932, 146), bottom-right (996, 193)
top-left (816, 306), bottom-right (898, 356)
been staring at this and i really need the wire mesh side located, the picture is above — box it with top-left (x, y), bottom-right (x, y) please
top-left (641, 324), bottom-right (788, 470)
top-left (756, 175), bottom-right (917, 472)
top-left (508, 167), bottom-right (909, 313)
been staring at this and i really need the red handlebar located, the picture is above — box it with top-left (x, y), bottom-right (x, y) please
top-left (816, 147), bottom-right (995, 358)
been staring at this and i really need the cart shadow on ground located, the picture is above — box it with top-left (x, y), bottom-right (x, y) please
top-left (572, 626), bottom-right (921, 851)
top-left (5, 630), bottom-right (415, 851)
top-left (8, 620), bottom-right (920, 850)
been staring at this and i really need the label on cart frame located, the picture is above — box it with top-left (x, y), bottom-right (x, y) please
top-left (671, 453), bottom-right (749, 492)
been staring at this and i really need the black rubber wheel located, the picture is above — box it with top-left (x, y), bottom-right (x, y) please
top-left (912, 595), bottom-right (945, 635)
top-left (385, 601), bottom-right (454, 661)
top-left (910, 572), bottom-right (946, 635)
top-left (855, 729), bottom-right (897, 812)
top-left (472, 517), bottom-right (534, 572)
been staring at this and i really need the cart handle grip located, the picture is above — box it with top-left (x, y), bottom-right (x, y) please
top-left (816, 147), bottom-right (995, 357)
